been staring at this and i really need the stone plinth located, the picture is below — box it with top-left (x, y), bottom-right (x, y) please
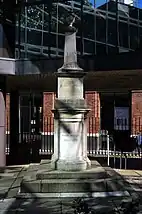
top-left (20, 160), bottom-right (130, 198)
top-left (52, 105), bottom-right (90, 171)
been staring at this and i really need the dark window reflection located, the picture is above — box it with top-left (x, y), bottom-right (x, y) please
top-left (108, 18), bottom-right (116, 45)
top-left (107, 45), bottom-right (117, 54)
top-left (14, 1), bottom-right (142, 59)
top-left (130, 24), bottom-right (138, 50)
top-left (129, 7), bottom-right (138, 20)
top-left (43, 33), bottom-right (50, 47)
top-left (27, 29), bottom-right (42, 46)
top-left (119, 21), bottom-right (129, 48)
top-left (84, 39), bottom-right (94, 54)
top-left (96, 43), bottom-right (106, 55)
top-left (43, 33), bottom-right (56, 48)
top-left (96, 16), bottom-right (106, 43)
top-left (83, 13), bottom-right (94, 40)
top-left (138, 26), bottom-right (142, 51)
top-left (58, 35), bottom-right (64, 49)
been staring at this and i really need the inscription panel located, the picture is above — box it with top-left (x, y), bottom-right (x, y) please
top-left (59, 121), bottom-right (83, 159)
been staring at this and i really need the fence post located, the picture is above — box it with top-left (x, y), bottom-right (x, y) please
top-left (120, 151), bottom-right (122, 169)
top-left (114, 144), bottom-right (116, 168)
top-left (124, 153), bottom-right (127, 170)
top-left (107, 134), bottom-right (110, 166)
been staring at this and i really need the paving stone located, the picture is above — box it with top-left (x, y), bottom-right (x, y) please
top-left (0, 196), bottom-right (141, 214)
top-left (0, 198), bottom-right (21, 211)
top-left (16, 197), bottom-right (117, 214)
top-left (0, 178), bottom-right (15, 187)
top-left (116, 170), bottom-right (139, 176)
top-left (135, 171), bottom-right (142, 176)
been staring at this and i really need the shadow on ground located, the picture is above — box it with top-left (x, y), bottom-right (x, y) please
top-left (0, 163), bottom-right (141, 214)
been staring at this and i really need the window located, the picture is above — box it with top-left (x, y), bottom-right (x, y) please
top-left (84, 39), bottom-right (95, 54)
top-left (96, 16), bottom-right (106, 43)
top-left (129, 24), bottom-right (138, 50)
top-left (108, 18), bottom-right (116, 45)
top-left (119, 21), bottom-right (129, 48)
top-left (27, 29), bottom-right (42, 46)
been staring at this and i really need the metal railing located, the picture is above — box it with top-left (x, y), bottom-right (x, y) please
top-left (6, 117), bottom-right (142, 169)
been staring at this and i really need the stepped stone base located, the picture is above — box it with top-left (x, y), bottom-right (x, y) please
top-left (20, 160), bottom-right (130, 197)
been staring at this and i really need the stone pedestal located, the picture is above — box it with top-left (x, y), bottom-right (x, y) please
top-left (51, 29), bottom-right (90, 171)
top-left (52, 107), bottom-right (90, 171)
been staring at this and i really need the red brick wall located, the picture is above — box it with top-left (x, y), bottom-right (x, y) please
top-left (6, 94), bottom-right (10, 132)
top-left (5, 91), bottom-right (100, 134)
top-left (43, 92), bottom-right (55, 133)
top-left (131, 90), bottom-right (142, 134)
top-left (85, 91), bottom-right (100, 134)
top-left (42, 91), bottom-right (100, 134)
top-left (5, 90), bottom-right (142, 136)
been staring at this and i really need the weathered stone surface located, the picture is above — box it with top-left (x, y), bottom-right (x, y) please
top-left (54, 99), bottom-right (88, 110)
top-left (58, 77), bottom-right (83, 99)
top-left (51, 25), bottom-right (90, 171)
top-left (40, 178), bottom-right (107, 193)
top-left (19, 161), bottom-right (132, 195)
top-left (37, 167), bottom-right (107, 180)
top-left (21, 180), bottom-right (41, 193)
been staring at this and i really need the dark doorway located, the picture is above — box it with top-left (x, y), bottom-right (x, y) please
top-left (100, 92), bottom-right (114, 133)
top-left (100, 92), bottom-right (130, 134)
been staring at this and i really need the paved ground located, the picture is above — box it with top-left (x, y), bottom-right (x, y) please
top-left (0, 165), bottom-right (141, 213)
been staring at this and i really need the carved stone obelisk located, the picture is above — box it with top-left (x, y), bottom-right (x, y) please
top-left (51, 26), bottom-right (90, 171)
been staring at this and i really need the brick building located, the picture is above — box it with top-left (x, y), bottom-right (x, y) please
top-left (4, 50), bottom-right (142, 137)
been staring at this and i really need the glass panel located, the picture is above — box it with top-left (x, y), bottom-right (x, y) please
top-left (138, 26), bottom-right (142, 50)
top-left (119, 21), bottom-right (129, 48)
top-left (107, 45), bottom-right (117, 54)
top-left (129, 24), bottom-right (138, 50)
top-left (96, 43), bottom-right (106, 55)
top-left (27, 29), bottom-right (42, 46)
top-left (43, 33), bottom-right (56, 48)
top-left (15, 0), bottom-right (142, 59)
top-left (84, 39), bottom-right (94, 54)
top-left (83, 13), bottom-right (94, 40)
top-left (118, 3), bottom-right (129, 18)
top-left (129, 6), bottom-right (138, 20)
top-left (27, 5), bottom-right (42, 30)
top-left (108, 18), bottom-right (116, 45)
top-left (96, 16), bottom-right (106, 43)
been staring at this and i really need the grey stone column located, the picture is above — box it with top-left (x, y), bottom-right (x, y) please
top-left (51, 28), bottom-right (90, 171)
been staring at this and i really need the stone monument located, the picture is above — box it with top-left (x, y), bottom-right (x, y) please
top-left (20, 19), bottom-right (130, 200)
top-left (51, 18), bottom-right (91, 171)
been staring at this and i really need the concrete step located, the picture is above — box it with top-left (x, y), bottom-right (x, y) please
top-left (36, 167), bottom-right (107, 180)
top-left (20, 177), bottom-right (128, 193)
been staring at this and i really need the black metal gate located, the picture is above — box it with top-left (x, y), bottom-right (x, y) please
top-left (18, 92), bottom-right (43, 164)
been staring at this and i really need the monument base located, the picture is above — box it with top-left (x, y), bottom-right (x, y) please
top-left (51, 155), bottom-right (91, 171)
top-left (56, 159), bottom-right (87, 171)
top-left (19, 160), bottom-right (130, 198)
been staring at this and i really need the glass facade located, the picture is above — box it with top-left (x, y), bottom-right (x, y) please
top-left (1, 0), bottom-right (142, 59)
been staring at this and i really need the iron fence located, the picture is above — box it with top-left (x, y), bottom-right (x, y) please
top-left (6, 117), bottom-right (142, 169)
